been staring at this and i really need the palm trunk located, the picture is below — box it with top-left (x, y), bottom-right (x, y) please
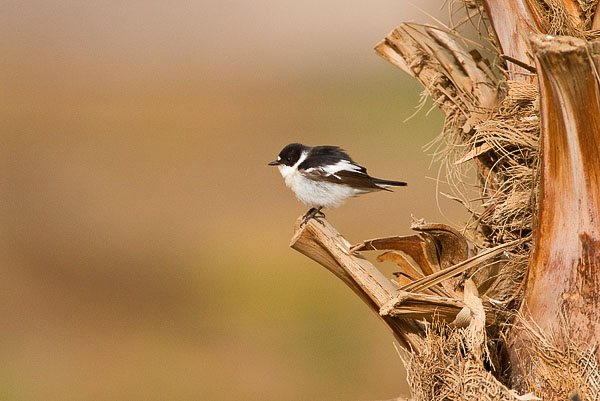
top-left (507, 34), bottom-right (600, 392)
top-left (291, 0), bottom-right (600, 399)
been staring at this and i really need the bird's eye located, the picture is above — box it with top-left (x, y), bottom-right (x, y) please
top-left (286, 157), bottom-right (292, 162)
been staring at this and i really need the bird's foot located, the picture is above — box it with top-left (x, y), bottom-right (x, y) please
top-left (300, 207), bottom-right (326, 227)
top-left (302, 208), bottom-right (316, 220)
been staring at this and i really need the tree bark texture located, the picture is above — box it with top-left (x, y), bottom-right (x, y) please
top-left (529, 34), bottom-right (600, 344)
top-left (510, 35), bottom-right (600, 384)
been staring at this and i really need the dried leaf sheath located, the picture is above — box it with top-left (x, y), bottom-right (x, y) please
top-left (513, 35), bottom-right (600, 367)
top-left (290, 217), bottom-right (519, 339)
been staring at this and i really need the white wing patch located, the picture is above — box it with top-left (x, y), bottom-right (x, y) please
top-left (305, 160), bottom-right (363, 179)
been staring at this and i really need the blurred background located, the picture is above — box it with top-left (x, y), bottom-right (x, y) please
top-left (1, 1), bottom-right (467, 400)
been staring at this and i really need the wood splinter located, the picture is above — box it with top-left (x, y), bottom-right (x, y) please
top-left (290, 216), bottom-right (422, 351)
top-left (289, 216), bottom-right (481, 352)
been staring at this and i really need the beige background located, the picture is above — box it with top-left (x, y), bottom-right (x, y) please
top-left (1, 1), bottom-right (465, 400)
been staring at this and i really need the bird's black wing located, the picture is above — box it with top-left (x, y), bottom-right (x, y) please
top-left (299, 146), bottom-right (404, 191)
top-left (299, 155), bottom-right (387, 191)
top-left (304, 169), bottom-right (389, 191)
top-left (298, 146), bottom-right (367, 174)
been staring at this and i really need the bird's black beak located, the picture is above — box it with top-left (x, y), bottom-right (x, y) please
top-left (268, 160), bottom-right (280, 166)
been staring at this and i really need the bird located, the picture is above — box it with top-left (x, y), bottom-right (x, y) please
top-left (268, 143), bottom-right (407, 225)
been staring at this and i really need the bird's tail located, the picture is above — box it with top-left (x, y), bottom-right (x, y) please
top-left (372, 178), bottom-right (407, 187)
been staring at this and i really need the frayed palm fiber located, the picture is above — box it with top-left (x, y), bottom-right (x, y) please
top-left (512, 315), bottom-right (600, 399)
top-left (404, 317), bottom-right (600, 401)
top-left (423, 52), bottom-right (538, 306)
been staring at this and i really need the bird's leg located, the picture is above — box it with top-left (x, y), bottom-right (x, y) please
top-left (301, 206), bottom-right (326, 226)
top-left (302, 208), bottom-right (316, 220)
top-left (313, 206), bottom-right (325, 219)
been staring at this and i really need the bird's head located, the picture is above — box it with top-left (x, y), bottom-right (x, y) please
top-left (268, 143), bottom-right (306, 167)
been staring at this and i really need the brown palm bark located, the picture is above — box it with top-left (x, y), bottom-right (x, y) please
top-left (507, 34), bottom-right (600, 391)
top-left (480, 0), bottom-right (600, 391)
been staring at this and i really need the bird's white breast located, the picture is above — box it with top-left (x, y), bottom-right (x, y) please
top-left (277, 152), bottom-right (364, 208)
